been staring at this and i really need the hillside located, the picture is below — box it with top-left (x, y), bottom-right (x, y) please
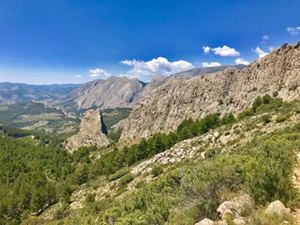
top-left (11, 95), bottom-right (300, 225)
top-left (119, 43), bottom-right (300, 141)
top-left (0, 102), bottom-right (79, 134)
top-left (169, 64), bottom-right (245, 79)
top-left (0, 82), bottom-right (80, 105)
top-left (52, 76), bottom-right (145, 112)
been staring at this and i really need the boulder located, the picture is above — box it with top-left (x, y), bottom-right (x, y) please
top-left (217, 194), bottom-right (252, 219)
top-left (264, 200), bottom-right (291, 217)
top-left (195, 218), bottom-right (214, 225)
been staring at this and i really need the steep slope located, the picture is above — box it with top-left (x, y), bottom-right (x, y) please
top-left (53, 76), bottom-right (145, 111)
top-left (169, 64), bottom-right (245, 79)
top-left (66, 110), bottom-right (110, 152)
top-left (0, 82), bottom-right (80, 105)
top-left (120, 43), bottom-right (300, 141)
top-left (131, 75), bottom-right (167, 105)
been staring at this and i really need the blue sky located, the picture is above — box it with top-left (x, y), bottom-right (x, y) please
top-left (0, 0), bottom-right (299, 84)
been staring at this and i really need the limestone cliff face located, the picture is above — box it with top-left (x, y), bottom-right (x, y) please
top-left (120, 43), bottom-right (300, 141)
top-left (66, 110), bottom-right (110, 152)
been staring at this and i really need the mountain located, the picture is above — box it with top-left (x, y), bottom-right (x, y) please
top-left (0, 82), bottom-right (80, 105)
top-left (52, 76), bottom-right (145, 111)
top-left (52, 66), bottom-right (244, 112)
top-left (169, 64), bottom-right (245, 79)
top-left (119, 43), bottom-right (300, 141)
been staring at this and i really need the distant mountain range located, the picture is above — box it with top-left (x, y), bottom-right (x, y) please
top-left (0, 82), bottom-right (81, 105)
top-left (0, 65), bottom-right (246, 108)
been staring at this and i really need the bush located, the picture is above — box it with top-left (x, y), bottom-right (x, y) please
top-left (261, 114), bottom-right (271, 124)
top-left (218, 99), bottom-right (224, 105)
top-left (272, 91), bottom-right (278, 97)
top-left (107, 168), bottom-right (129, 181)
top-left (151, 166), bottom-right (163, 177)
top-left (276, 115), bottom-right (287, 123)
top-left (119, 173), bottom-right (134, 187)
top-left (262, 94), bottom-right (272, 104)
top-left (86, 193), bottom-right (95, 203)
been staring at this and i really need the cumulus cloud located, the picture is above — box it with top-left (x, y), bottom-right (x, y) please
top-left (254, 47), bottom-right (268, 59)
top-left (89, 68), bottom-right (111, 78)
top-left (211, 45), bottom-right (240, 57)
top-left (262, 35), bottom-right (269, 42)
top-left (120, 57), bottom-right (194, 81)
top-left (287, 26), bottom-right (300, 36)
top-left (202, 62), bottom-right (221, 67)
top-left (235, 58), bottom-right (250, 65)
top-left (202, 46), bottom-right (211, 54)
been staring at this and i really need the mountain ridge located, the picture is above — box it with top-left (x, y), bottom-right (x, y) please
top-left (119, 43), bottom-right (300, 141)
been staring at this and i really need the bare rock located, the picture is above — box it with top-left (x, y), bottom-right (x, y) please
top-left (120, 43), bottom-right (300, 141)
top-left (264, 200), bottom-right (291, 217)
top-left (66, 110), bottom-right (110, 152)
top-left (233, 217), bottom-right (247, 225)
top-left (217, 194), bottom-right (252, 219)
top-left (195, 218), bottom-right (214, 225)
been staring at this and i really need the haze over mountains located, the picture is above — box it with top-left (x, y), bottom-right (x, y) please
top-left (0, 65), bottom-right (246, 110)
top-left (0, 83), bottom-right (80, 105)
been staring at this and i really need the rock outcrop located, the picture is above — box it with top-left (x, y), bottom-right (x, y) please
top-left (170, 65), bottom-right (245, 79)
top-left (120, 43), bottom-right (300, 141)
top-left (66, 110), bottom-right (110, 152)
top-left (265, 200), bottom-right (291, 217)
top-left (195, 218), bottom-right (214, 225)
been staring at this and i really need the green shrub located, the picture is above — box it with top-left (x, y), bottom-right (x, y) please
top-left (86, 193), bottom-right (95, 203)
top-left (151, 166), bottom-right (163, 177)
top-left (276, 115), bottom-right (287, 123)
top-left (218, 99), bottom-right (224, 105)
top-left (261, 114), bottom-right (271, 124)
top-left (107, 168), bottom-right (129, 181)
top-left (119, 173), bottom-right (134, 187)
top-left (272, 91), bottom-right (278, 97)
top-left (262, 94), bottom-right (272, 104)
top-left (135, 180), bottom-right (146, 189)
top-left (252, 96), bottom-right (263, 112)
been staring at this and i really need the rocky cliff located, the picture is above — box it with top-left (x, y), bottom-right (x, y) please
top-left (169, 64), bottom-right (245, 79)
top-left (120, 43), bottom-right (300, 141)
top-left (66, 110), bottom-right (110, 152)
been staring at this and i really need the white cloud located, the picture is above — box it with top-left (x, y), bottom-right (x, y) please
top-left (74, 75), bottom-right (82, 78)
top-left (120, 57), bottom-right (194, 81)
top-left (211, 45), bottom-right (240, 57)
top-left (254, 47), bottom-right (268, 59)
top-left (287, 26), bottom-right (300, 36)
top-left (235, 58), bottom-right (250, 65)
top-left (89, 68), bottom-right (111, 78)
top-left (262, 35), bottom-right (269, 41)
top-left (202, 62), bottom-right (221, 67)
top-left (202, 46), bottom-right (211, 54)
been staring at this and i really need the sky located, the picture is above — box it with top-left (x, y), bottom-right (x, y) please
top-left (0, 0), bottom-right (300, 84)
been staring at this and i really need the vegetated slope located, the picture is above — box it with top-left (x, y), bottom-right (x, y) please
top-left (24, 96), bottom-right (300, 224)
top-left (0, 82), bottom-right (80, 105)
top-left (0, 102), bottom-right (79, 134)
top-left (120, 43), bottom-right (300, 141)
